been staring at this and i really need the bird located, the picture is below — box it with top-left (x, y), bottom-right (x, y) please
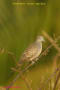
top-left (6, 35), bottom-right (45, 90)
top-left (18, 35), bottom-right (45, 66)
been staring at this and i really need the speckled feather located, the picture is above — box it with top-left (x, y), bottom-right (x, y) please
top-left (19, 42), bottom-right (42, 62)
top-left (18, 36), bottom-right (45, 64)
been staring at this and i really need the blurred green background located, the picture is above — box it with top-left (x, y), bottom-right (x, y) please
top-left (0, 0), bottom-right (60, 90)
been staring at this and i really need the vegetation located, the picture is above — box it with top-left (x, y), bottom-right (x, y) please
top-left (0, 0), bottom-right (60, 90)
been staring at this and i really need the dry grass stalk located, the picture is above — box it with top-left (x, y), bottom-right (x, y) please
top-left (38, 68), bottom-right (59, 90)
top-left (0, 48), bottom-right (18, 65)
top-left (53, 53), bottom-right (60, 70)
top-left (38, 32), bottom-right (60, 90)
top-left (42, 31), bottom-right (60, 53)
top-left (39, 35), bottom-right (60, 60)
top-left (53, 71), bottom-right (60, 90)
top-left (6, 63), bottom-right (33, 90)
top-left (53, 53), bottom-right (60, 90)
top-left (12, 68), bottom-right (32, 90)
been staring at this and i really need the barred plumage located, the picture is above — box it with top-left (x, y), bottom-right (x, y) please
top-left (18, 36), bottom-right (45, 64)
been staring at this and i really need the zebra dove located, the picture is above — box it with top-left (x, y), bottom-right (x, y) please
top-left (18, 36), bottom-right (45, 65)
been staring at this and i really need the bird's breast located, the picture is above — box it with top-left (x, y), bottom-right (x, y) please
top-left (29, 43), bottom-right (42, 61)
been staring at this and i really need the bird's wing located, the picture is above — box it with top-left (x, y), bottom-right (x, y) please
top-left (21, 43), bottom-right (38, 60)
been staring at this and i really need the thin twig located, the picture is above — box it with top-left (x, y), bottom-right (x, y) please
top-left (6, 63), bottom-right (33, 90)
top-left (38, 67), bottom-right (60, 90)
top-left (53, 71), bottom-right (60, 90)
top-left (0, 48), bottom-right (18, 65)
top-left (39, 35), bottom-right (60, 59)
top-left (42, 31), bottom-right (60, 53)
top-left (11, 68), bottom-right (32, 90)
top-left (53, 53), bottom-right (60, 70)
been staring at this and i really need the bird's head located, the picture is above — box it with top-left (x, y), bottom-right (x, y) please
top-left (36, 36), bottom-right (45, 42)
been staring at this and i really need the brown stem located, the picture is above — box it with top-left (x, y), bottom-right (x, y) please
top-left (53, 71), bottom-right (60, 90)
top-left (11, 67), bottom-right (32, 90)
top-left (42, 31), bottom-right (60, 53)
top-left (6, 63), bottom-right (33, 90)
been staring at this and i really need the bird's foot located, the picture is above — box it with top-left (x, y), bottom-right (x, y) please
top-left (31, 61), bottom-right (35, 65)
top-left (35, 57), bottom-right (39, 62)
